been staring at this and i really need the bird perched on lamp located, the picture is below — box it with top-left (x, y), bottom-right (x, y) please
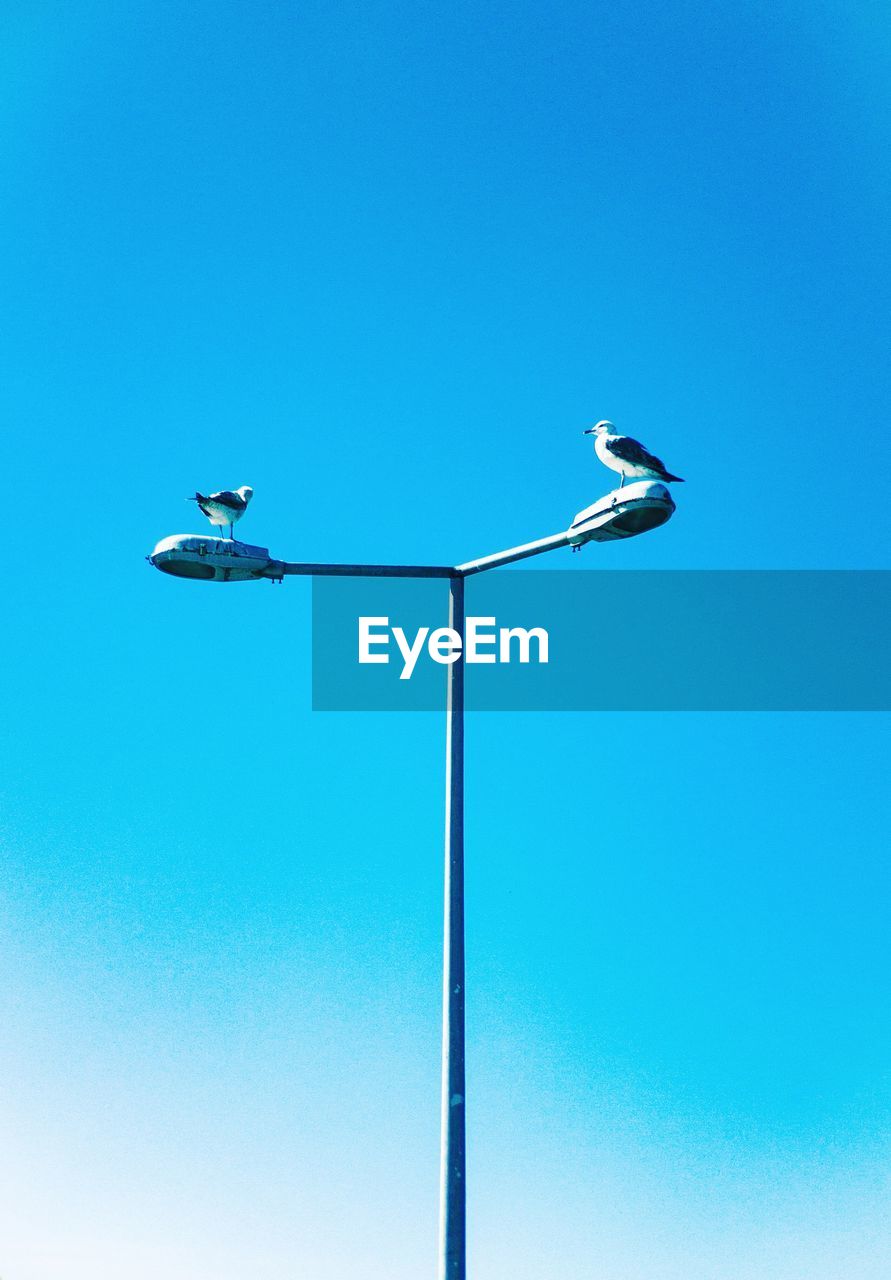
top-left (584, 421), bottom-right (684, 487)
top-left (188, 485), bottom-right (253, 539)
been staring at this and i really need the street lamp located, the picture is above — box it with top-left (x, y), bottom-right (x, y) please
top-left (147, 475), bottom-right (675, 1280)
top-left (148, 479), bottom-right (674, 582)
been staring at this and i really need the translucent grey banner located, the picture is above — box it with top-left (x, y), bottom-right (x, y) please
top-left (311, 572), bottom-right (891, 711)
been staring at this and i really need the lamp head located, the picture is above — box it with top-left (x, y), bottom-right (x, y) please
top-left (148, 533), bottom-right (271, 581)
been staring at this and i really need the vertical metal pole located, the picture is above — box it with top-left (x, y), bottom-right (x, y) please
top-left (439, 574), bottom-right (466, 1280)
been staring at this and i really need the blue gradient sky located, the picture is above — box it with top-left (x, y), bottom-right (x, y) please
top-left (1, 2), bottom-right (890, 1277)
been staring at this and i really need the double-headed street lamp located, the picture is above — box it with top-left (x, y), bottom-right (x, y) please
top-left (148, 477), bottom-right (675, 1280)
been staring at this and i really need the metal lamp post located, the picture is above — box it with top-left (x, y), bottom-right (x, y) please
top-left (148, 477), bottom-right (675, 1280)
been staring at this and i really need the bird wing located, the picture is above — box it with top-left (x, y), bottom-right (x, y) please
top-left (207, 489), bottom-right (247, 509)
top-left (607, 435), bottom-right (671, 473)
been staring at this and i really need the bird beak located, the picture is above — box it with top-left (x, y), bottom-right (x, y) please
top-left (583, 428), bottom-right (595, 435)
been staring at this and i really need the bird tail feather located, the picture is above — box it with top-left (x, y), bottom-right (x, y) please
top-left (664, 474), bottom-right (684, 483)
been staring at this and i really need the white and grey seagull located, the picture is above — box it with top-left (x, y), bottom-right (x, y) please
top-left (188, 484), bottom-right (254, 539)
top-left (584, 421), bottom-right (684, 487)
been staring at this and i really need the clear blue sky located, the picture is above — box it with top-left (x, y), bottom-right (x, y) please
top-left (1, 2), bottom-right (890, 1276)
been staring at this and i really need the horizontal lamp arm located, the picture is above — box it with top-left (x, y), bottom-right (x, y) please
top-left (269, 561), bottom-right (456, 579)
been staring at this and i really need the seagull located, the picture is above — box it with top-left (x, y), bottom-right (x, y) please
top-left (188, 485), bottom-right (253, 539)
top-left (583, 421), bottom-right (684, 487)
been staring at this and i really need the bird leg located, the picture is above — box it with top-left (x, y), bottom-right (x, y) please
top-left (619, 474), bottom-right (625, 488)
